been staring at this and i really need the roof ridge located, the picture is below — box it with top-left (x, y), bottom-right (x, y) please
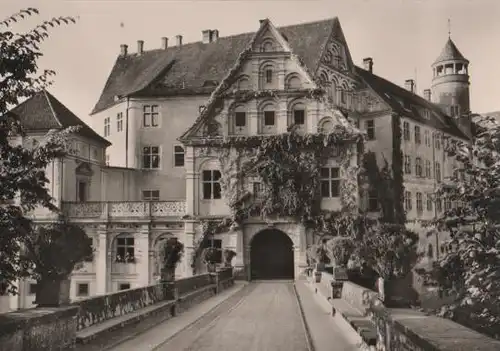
top-left (42, 90), bottom-right (63, 129)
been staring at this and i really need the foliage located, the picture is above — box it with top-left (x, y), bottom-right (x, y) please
top-left (223, 249), bottom-right (236, 267)
top-left (163, 237), bottom-right (184, 270)
top-left (202, 247), bottom-right (222, 265)
top-left (390, 112), bottom-right (406, 224)
top-left (0, 8), bottom-right (77, 293)
top-left (306, 242), bottom-right (330, 265)
top-left (423, 115), bottom-right (500, 339)
top-left (22, 219), bottom-right (93, 281)
top-left (325, 236), bottom-right (355, 266)
top-left (356, 223), bottom-right (419, 280)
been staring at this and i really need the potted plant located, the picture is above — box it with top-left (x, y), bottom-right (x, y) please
top-left (161, 237), bottom-right (184, 282)
top-left (357, 223), bottom-right (420, 307)
top-left (23, 220), bottom-right (93, 307)
top-left (202, 247), bottom-right (221, 272)
top-left (308, 242), bottom-right (330, 283)
top-left (223, 249), bottom-right (236, 267)
top-left (326, 236), bottom-right (355, 281)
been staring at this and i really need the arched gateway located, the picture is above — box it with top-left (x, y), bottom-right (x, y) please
top-left (250, 229), bottom-right (294, 280)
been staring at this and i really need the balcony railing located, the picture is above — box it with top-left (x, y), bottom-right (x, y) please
top-left (61, 201), bottom-right (186, 219)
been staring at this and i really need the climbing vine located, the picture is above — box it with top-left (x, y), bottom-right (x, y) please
top-left (391, 112), bottom-right (405, 224)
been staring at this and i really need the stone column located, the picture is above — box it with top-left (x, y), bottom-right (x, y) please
top-left (277, 99), bottom-right (288, 133)
top-left (136, 226), bottom-right (150, 287)
top-left (185, 146), bottom-right (196, 216)
top-left (180, 220), bottom-right (196, 278)
top-left (296, 224), bottom-right (308, 277)
top-left (95, 226), bottom-right (108, 295)
top-left (232, 229), bottom-right (245, 278)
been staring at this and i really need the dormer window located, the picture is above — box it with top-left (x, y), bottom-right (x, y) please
top-left (450, 105), bottom-right (460, 117)
top-left (261, 39), bottom-right (274, 52)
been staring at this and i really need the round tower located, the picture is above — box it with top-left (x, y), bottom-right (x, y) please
top-left (431, 37), bottom-right (471, 132)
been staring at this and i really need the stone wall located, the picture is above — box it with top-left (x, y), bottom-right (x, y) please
top-left (0, 306), bottom-right (79, 351)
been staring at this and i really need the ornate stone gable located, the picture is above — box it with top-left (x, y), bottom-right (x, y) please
top-left (356, 88), bottom-right (390, 114)
top-left (75, 161), bottom-right (94, 176)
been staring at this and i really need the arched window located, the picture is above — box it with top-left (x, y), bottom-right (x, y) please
top-left (261, 39), bottom-right (274, 52)
top-left (231, 104), bottom-right (248, 135)
top-left (260, 62), bottom-right (277, 90)
top-left (237, 76), bottom-right (250, 90)
top-left (318, 117), bottom-right (335, 134)
top-left (288, 101), bottom-right (306, 129)
top-left (286, 74), bottom-right (301, 90)
top-left (260, 101), bottom-right (277, 134)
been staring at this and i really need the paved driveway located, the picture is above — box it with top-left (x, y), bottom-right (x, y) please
top-left (156, 281), bottom-right (310, 351)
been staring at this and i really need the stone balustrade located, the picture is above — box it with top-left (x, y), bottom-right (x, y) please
top-left (61, 200), bottom-right (187, 219)
top-left (0, 268), bottom-right (235, 351)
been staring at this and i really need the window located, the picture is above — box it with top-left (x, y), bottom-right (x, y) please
top-left (414, 126), bottom-right (421, 144)
top-left (293, 109), bottom-right (305, 125)
top-left (104, 117), bottom-right (111, 137)
top-left (403, 121), bottom-right (410, 141)
top-left (435, 135), bottom-right (441, 149)
top-left (77, 283), bottom-right (89, 297)
top-left (426, 193), bottom-right (433, 211)
top-left (424, 130), bottom-right (431, 146)
top-left (106, 154), bottom-right (110, 166)
top-left (116, 237), bottom-right (135, 263)
top-left (143, 105), bottom-right (159, 127)
top-left (28, 283), bottom-right (37, 295)
top-left (264, 111), bottom-right (275, 126)
top-left (435, 162), bottom-right (441, 182)
top-left (253, 182), bottom-right (263, 200)
top-left (202, 170), bottom-right (222, 200)
top-left (416, 192), bottom-right (423, 213)
top-left (422, 109), bottom-right (430, 120)
top-left (368, 189), bottom-right (378, 211)
top-left (444, 198), bottom-right (451, 211)
top-left (365, 119), bottom-right (375, 140)
top-left (436, 197), bottom-right (442, 212)
top-left (320, 167), bottom-right (340, 198)
top-left (404, 155), bottom-right (412, 174)
top-left (142, 146), bottom-right (160, 169)
top-left (77, 181), bottom-right (87, 202)
top-left (202, 239), bottom-right (223, 263)
top-left (340, 90), bottom-right (347, 104)
top-left (117, 112), bottom-right (123, 132)
top-left (265, 69), bottom-right (273, 83)
top-left (450, 105), bottom-right (460, 117)
top-left (174, 145), bottom-right (185, 167)
top-left (415, 157), bottom-right (423, 177)
top-left (142, 190), bottom-right (160, 201)
top-left (425, 160), bottom-right (431, 178)
top-left (427, 244), bottom-right (433, 259)
top-left (404, 191), bottom-right (412, 211)
top-left (119, 283), bottom-right (131, 291)
top-left (235, 112), bottom-right (246, 127)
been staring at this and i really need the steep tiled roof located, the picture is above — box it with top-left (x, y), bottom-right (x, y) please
top-left (10, 90), bottom-right (111, 146)
top-left (355, 67), bottom-right (469, 140)
top-left (91, 18), bottom-right (337, 115)
top-left (433, 38), bottom-right (468, 65)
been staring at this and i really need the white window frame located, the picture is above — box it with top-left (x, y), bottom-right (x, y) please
top-left (118, 283), bottom-right (131, 291)
top-left (404, 191), bottom-right (412, 211)
top-left (117, 112), bottom-right (123, 132)
top-left (414, 125), bottom-right (421, 144)
top-left (142, 146), bottom-right (161, 170)
top-left (365, 119), bottom-right (375, 140)
top-left (416, 192), bottom-right (423, 212)
top-left (76, 282), bottom-right (90, 297)
top-left (104, 117), bottom-right (111, 137)
top-left (202, 170), bottom-right (222, 200)
top-left (173, 145), bottom-right (185, 167)
top-left (142, 190), bottom-right (160, 201)
top-left (403, 121), bottom-right (410, 141)
top-left (143, 105), bottom-right (160, 128)
top-left (426, 193), bottom-right (433, 211)
top-left (115, 236), bottom-right (135, 263)
top-left (320, 167), bottom-right (341, 198)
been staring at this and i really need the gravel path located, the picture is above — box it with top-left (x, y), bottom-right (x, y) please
top-left (155, 281), bottom-right (310, 351)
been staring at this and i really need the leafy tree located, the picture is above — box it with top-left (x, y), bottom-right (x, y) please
top-left (427, 115), bottom-right (500, 339)
top-left (0, 8), bottom-right (76, 294)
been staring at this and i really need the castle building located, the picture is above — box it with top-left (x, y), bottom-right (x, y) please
top-left (4, 17), bottom-right (471, 311)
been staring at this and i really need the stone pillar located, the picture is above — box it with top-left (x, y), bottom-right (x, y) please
top-left (136, 226), bottom-right (150, 287)
top-left (296, 224), bottom-right (308, 277)
top-left (277, 99), bottom-right (288, 133)
top-left (127, 101), bottom-right (138, 168)
top-left (95, 226), bottom-right (108, 295)
top-left (181, 220), bottom-right (196, 278)
top-left (244, 244), bottom-right (251, 281)
top-left (185, 146), bottom-right (196, 216)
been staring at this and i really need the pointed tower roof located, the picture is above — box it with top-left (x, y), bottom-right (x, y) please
top-left (433, 38), bottom-right (468, 65)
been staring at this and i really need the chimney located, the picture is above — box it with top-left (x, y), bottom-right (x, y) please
top-left (405, 79), bottom-right (415, 93)
top-left (363, 57), bottom-right (373, 73)
top-left (120, 44), bottom-right (128, 56)
top-left (423, 89), bottom-right (431, 101)
top-left (202, 30), bottom-right (211, 44)
top-left (211, 29), bottom-right (219, 42)
top-left (161, 37), bottom-right (168, 50)
top-left (137, 40), bottom-right (144, 55)
top-left (176, 35), bottom-right (183, 46)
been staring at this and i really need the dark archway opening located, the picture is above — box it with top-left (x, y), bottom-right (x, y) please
top-left (250, 229), bottom-right (294, 280)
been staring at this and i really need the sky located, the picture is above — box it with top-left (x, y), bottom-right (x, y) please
top-left (2, 0), bottom-right (500, 123)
